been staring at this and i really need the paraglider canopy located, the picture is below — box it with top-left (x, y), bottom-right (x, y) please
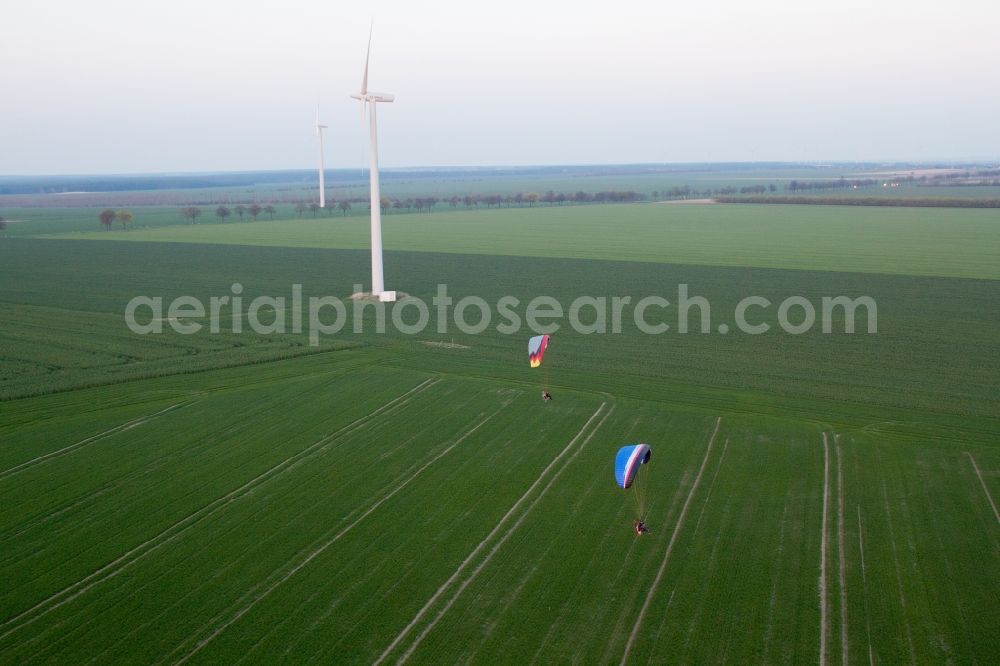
top-left (615, 444), bottom-right (651, 489)
top-left (528, 335), bottom-right (550, 368)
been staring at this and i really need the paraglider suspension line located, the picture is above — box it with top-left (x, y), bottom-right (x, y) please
top-left (632, 469), bottom-right (648, 522)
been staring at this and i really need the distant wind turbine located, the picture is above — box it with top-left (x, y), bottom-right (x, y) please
top-left (350, 27), bottom-right (395, 301)
top-left (315, 107), bottom-right (327, 209)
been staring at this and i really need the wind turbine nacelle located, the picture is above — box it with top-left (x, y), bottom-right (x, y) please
top-left (352, 93), bottom-right (395, 103)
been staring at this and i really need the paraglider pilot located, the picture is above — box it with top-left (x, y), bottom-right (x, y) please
top-left (542, 391), bottom-right (552, 402)
top-left (634, 519), bottom-right (649, 536)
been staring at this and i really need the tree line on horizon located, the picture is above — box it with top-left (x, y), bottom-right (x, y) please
top-left (154, 190), bottom-right (650, 226)
top-left (717, 195), bottom-right (1000, 208)
top-left (96, 173), bottom-right (1000, 230)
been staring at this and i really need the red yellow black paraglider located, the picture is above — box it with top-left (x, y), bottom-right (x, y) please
top-left (529, 335), bottom-right (553, 401)
top-left (528, 334), bottom-right (549, 368)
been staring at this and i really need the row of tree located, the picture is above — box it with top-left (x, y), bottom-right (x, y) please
top-left (786, 178), bottom-right (882, 192)
top-left (925, 179), bottom-right (1000, 187)
top-left (180, 204), bottom-right (281, 224)
top-left (172, 190), bottom-right (649, 224)
top-left (364, 190), bottom-right (645, 213)
top-left (717, 196), bottom-right (1000, 208)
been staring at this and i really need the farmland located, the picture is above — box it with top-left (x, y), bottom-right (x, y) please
top-left (1, 195), bottom-right (999, 662)
top-left (2, 351), bottom-right (997, 663)
top-left (32, 202), bottom-right (1000, 280)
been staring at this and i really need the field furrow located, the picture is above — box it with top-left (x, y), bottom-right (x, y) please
top-left (966, 452), bottom-right (1000, 525)
top-left (0, 374), bottom-right (438, 646)
top-left (172, 397), bottom-right (518, 663)
top-left (0, 401), bottom-right (189, 480)
top-left (376, 402), bottom-right (612, 664)
top-left (620, 416), bottom-right (722, 665)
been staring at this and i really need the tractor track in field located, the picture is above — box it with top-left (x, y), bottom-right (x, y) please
top-left (692, 437), bottom-right (729, 536)
top-left (819, 432), bottom-right (830, 666)
top-left (881, 479), bottom-right (916, 662)
top-left (525, 466), bottom-right (618, 665)
top-left (0, 401), bottom-right (189, 480)
top-left (857, 505), bottom-right (874, 666)
top-left (0, 378), bottom-right (439, 645)
top-left (836, 438), bottom-right (848, 666)
top-left (79, 383), bottom-right (487, 664)
top-left (393, 405), bottom-right (614, 665)
top-left (762, 500), bottom-right (791, 663)
top-left (619, 416), bottom-right (722, 666)
top-left (377, 402), bottom-right (612, 665)
top-left (169, 395), bottom-right (516, 664)
top-left (1, 375), bottom-right (340, 552)
top-left (965, 452), bottom-right (1000, 524)
top-left (0, 484), bottom-right (115, 545)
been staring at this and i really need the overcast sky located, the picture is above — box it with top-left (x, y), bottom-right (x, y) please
top-left (2, 0), bottom-right (998, 175)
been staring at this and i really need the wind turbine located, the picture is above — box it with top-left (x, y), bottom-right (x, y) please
top-left (315, 107), bottom-right (327, 209)
top-left (350, 28), bottom-right (395, 301)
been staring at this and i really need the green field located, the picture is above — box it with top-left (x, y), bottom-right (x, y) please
top-left (49, 203), bottom-right (1000, 279)
top-left (2, 197), bottom-right (999, 662)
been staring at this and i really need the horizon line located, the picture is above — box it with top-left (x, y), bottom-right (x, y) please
top-left (3, 158), bottom-right (999, 180)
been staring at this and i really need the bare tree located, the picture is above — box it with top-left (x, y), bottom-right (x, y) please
top-left (234, 204), bottom-right (246, 221)
top-left (248, 203), bottom-right (262, 220)
top-left (338, 200), bottom-right (351, 216)
top-left (99, 209), bottom-right (116, 231)
top-left (181, 206), bottom-right (201, 224)
top-left (294, 202), bottom-right (306, 217)
top-left (264, 204), bottom-right (276, 219)
top-left (216, 205), bottom-right (231, 222)
top-left (525, 192), bottom-right (540, 206)
top-left (308, 203), bottom-right (320, 217)
top-left (380, 196), bottom-right (391, 214)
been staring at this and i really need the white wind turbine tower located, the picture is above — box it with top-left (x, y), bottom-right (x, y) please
top-left (350, 28), bottom-right (396, 301)
top-left (315, 107), bottom-right (328, 209)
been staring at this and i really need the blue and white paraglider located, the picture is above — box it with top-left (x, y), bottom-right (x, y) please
top-left (615, 444), bottom-right (650, 489)
top-left (615, 444), bottom-right (651, 534)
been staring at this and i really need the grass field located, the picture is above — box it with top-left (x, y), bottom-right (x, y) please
top-left (1, 354), bottom-right (996, 662)
top-left (1, 196), bottom-right (998, 662)
top-left (48, 202), bottom-right (1000, 279)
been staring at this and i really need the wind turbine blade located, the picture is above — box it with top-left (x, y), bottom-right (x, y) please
top-left (360, 23), bottom-right (372, 95)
